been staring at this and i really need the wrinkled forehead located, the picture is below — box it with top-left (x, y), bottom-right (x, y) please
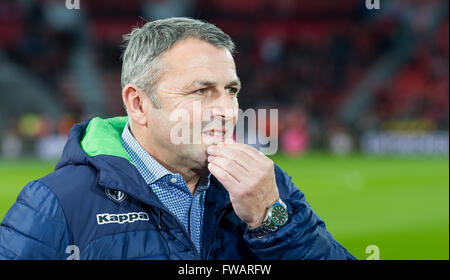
top-left (158, 38), bottom-right (238, 86)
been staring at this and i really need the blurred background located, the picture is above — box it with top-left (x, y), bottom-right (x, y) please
top-left (0, 0), bottom-right (448, 259)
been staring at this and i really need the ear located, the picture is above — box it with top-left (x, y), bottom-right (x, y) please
top-left (122, 84), bottom-right (148, 127)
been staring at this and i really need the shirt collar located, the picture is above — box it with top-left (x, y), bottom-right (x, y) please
top-left (121, 122), bottom-right (173, 185)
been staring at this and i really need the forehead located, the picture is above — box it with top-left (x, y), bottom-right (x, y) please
top-left (158, 38), bottom-right (238, 85)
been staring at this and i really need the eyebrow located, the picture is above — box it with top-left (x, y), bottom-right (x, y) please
top-left (227, 79), bottom-right (241, 89)
top-left (189, 78), bottom-right (241, 90)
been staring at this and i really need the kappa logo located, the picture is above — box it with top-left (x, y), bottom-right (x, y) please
top-left (97, 212), bottom-right (149, 225)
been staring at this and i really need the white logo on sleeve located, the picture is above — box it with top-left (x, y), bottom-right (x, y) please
top-left (96, 212), bottom-right (149, 225)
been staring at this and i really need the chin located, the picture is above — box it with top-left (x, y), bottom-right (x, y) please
top-left (179, 143), bottom-right (208, 165)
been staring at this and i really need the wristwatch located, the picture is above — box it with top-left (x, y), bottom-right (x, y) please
top-left (249, 198), bottom-right (289, 238)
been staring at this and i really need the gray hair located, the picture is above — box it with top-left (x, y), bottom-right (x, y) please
top-left (121, 17), bottom-right (235, 108)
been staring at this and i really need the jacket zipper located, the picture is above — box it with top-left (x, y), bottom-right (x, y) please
top-left (151, 204), bottom-right (201, 260)
top-left (206, 204), bottom-right (230, 260)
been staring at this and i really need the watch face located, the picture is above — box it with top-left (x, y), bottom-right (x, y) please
top-left (271, 205), bottom-right (288, 226)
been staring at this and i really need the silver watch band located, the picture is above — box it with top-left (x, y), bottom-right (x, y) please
top-left (249, 198), bottom-right (287, 238)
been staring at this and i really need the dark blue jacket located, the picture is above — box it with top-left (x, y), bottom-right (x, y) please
top-left (0, 117), bottom-right (356, 260)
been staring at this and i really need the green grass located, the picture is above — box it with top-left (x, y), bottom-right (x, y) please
top-left (270, 153), bottom-right (449, 260)
top-left (0, 153), bottom-right (448, 260)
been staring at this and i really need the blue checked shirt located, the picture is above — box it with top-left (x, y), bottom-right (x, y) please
top-left (121, 122), bottom-right (210, 254)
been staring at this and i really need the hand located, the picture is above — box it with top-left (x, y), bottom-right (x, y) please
top-left (207, 141), bottom-right (279, 228)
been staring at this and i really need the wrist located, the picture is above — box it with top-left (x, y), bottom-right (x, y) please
top-left (248, 208), bottom-right (270, 229)
top-left (248, 196), bottom-right (280, 229)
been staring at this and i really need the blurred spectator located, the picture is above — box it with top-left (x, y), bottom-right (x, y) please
top-left (328, 128), bottom-right (354, 155)
top-left (57, 115), bottom-right (78, 136)
top-left (0, 0), bottom-right (448, 156)
top-left (142, 0), bottom-right (194, 20)
top-left (1, 132), bottom-right (22, 159)
top-left (36, 134), bottom-right (67, 160)
top-left (280, 108), bottom-right (309, 155)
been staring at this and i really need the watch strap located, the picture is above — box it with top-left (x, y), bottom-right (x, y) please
top-left (249, 198), bottom-right (288, 238)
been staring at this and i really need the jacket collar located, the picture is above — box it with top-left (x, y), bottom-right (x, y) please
top-left (56, 117), bottom-right (231, 210)
top-left (55, 117), bottom-right (155, 205)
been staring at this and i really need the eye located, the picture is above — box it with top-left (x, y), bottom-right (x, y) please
top-left (193, 88), bottom-right (208, 94)
top-left (226, 87), bottom-right (239, 95)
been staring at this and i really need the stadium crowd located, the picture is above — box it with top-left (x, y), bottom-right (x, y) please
top-left (0, 0), bottom-right (448, 157)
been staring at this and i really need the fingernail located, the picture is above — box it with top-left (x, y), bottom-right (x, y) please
top-left (207, 145), bottom-right (215, 153)
top-left (207, 156), bottom-right (214, 162)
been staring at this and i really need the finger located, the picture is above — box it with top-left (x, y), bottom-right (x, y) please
top-left (207, 144), bottom-right (253, 170)
top-left (208, 155), bottom-right (248, 178)
top-left (215, 142), bottom-right (265, 162)
top-left (207, 162), bottom-right (240, 189)
top-left (219, 143), bottom-right (274, 174)
top-left (227, 142), bottom-right (266, 159)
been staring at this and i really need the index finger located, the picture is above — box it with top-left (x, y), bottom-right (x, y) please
top-left (207, 143), bottom-right (253, 171)
top-left (217, 142), bottom-right (266, 160)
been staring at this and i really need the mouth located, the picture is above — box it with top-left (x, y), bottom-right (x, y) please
top-left (202, 129), bottom-right (226, 139)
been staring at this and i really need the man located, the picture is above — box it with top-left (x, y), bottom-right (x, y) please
top-left (0, 18), bottom-right (355, 260)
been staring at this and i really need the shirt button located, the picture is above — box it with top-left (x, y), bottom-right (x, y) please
top-left (170, 177), bottom-right (177, 184)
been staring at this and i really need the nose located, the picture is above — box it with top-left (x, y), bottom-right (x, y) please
top-left (208, 90), bottom-right (237, 121)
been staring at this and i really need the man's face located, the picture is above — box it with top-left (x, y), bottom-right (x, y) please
top-left (144, 38), bottom-right (240, 168)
